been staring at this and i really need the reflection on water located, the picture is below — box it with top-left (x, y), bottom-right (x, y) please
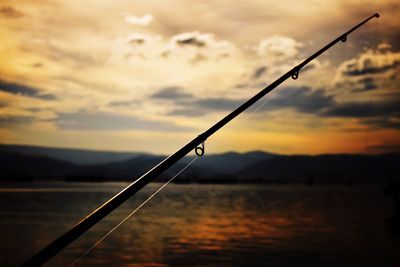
top-left (0, 183), bottom-right (399, 266)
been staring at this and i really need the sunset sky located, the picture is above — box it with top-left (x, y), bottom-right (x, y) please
top-left (0, 0), bottom-right (399, 155)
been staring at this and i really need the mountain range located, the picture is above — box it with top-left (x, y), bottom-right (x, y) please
top-left (0, 144), bottom-right (398, 184)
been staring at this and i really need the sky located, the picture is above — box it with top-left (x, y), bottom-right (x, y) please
top-left (0, 0), bottom-right (399, 155)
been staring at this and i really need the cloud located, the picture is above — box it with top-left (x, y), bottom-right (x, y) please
top-left (365, 117), bottom-right (400, 130)
top-left (52, 111), bottom-right (191, 132)
top-left (152, 87), bottom-right (194, 100)
top-left (0, 6), bottom-right (23, 18)
top-left (153, 88), bottom-right (244, 116)
top-left (368, 142), bottom-right (400, 153)
top-left (322, 102), bottom-right (373, 118)
top-left (171, 32), bottom-right (210, 48)
top-left (377, 42), bottom-right (392, 52)
top-left (127, 33), bottom-right (161, 46)
top-left (300, 60), bottom-right (325, 73)
top-left (119, 31), bottom-right (232, 63)
top-left (257, 35), bottom-right (302, 62)
top-left (333, 47), bottom-right (400, 96)
top-left (108, 99), bottom-right (138, 107)
top-left (353, 77), bottom-right (377, 92)
top-left (0, 115), bottom-right (33, 127)
top-left (166, 86), bottom-right (334, 117)
top-left (127, 34), bottom-right (147, 45)
top-left (168, 107), bottom-right (206, 117)
top-left (0, 100), bottom-right (8, 108)
top-left (125, 14), bottom-right (154, 26)
top-left (0, 80), bottom-right (56, 100)
top-left (265, 86), bottom-right (335, 113)
top-left (166, 97), bottom-right (243, 117)
top-left (336, 77), bottom-right (378, 93)
top-left (321, 98), bottom-right (400, 118)
top-left (162, 85), bottom-right (399, 132)
top-left (32, 62), bottom-right (43, 68)
top-left (113, 31), bottom-right (235, 63)
top-left (196, 97), bottom-right (243, 111)
top-left (166, 32), bottom-right (235, 62)
top-left (25, 107), bottom-right (42, 113)
top-left (253, 66), bottom-right (267, 79)
top-left (339, 49), bottom-right (400, 77)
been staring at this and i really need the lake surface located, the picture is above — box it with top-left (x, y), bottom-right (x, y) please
top-left (0, 182), bottom-right (399, 266)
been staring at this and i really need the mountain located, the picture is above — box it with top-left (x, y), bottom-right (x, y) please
top-left (238, 154), bottom-right (400, 184)
top-left (0, 144), bottom-right (277, 181)
top-left (0, 144), bottom-right (148, 165)
top-left (0, 153), bottom-right (78, 181)
top-left (185, 151), bottom-right (276, 173)
top-left (0, 144), bottom-right (399, 184)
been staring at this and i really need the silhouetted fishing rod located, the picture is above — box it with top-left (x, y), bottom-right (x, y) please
top-left (23, 13), bottom-right (379, 266)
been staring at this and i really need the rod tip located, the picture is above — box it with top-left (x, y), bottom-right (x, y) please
top-left (375, 13), bottom-right (380, 18)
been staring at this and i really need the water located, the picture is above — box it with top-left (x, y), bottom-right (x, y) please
top-left (0, 182), bottom-right (399, 267)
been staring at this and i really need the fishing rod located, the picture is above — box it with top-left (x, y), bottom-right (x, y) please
top-left (23, 13), bottom-right (379, 266)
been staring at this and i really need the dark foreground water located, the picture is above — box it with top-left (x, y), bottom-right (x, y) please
top-left (0, 182), bottom-right (399, 267)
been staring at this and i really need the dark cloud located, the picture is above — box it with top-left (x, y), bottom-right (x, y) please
top-left (265, 86), bottom-right (335, 113)
top-left (32, 62), bottom-right (43, 68)
top-left (168, 108), bottom-right (206, 117)
top-left (128, 37), bottom-right (146, 46)
top-left (160, 83), bottom-right (400, 133)
top-left (236, 82), bottom-right (268, 90)
top-left (323, 102), bottom-right (372, 118)
top-left (0, 115), bottom-right (33, 127)
top-left (176, 36), bottom-right (206, 47)
top-left (158, 85), bottom-right (400, 130)
top-left (166, 97), bottom-right (242, 117)
top-left (25, 107), bottom-right (42, 113)
top-left (365, 117), bottom-right (400, 130)
top-left (316, 90), bottom-right (400, 130)
top-left (350, 77), bottom-right (378, 93)
top-left (267, 90), bottom-right (400, 130)
top-left (155, 88), bottom-right (244, 116)
top-left (300, 61), bottom-right (318, 73)
top-left (253, 66), bottom-right (267, 79)
top-left (152, 87), bottom-right (193, 100)
top-left (335, 77), bottom-right (378, 94)
top-left (109, 99), bottom-right (138, 107)
top-left (368, 143), bottom-right (400, 153)
top-left (0, 80), bottom-right (57, 100)
top-left (166, 86), bottom-right (335, 117)
top-left (196, 98), bottom-right (243, 110)
top-left (321, 98), bottom-right (400, 118)
top-left (0, 6), bottom-right (23, 18)
top-left (342, 59), bottom-right (400, 76)
top-left (52, 111), bottom-right (192, 132)
top-left (0, 100), bottom-right (8, 108)
top-left (34, 93), bottom-right (56, 100)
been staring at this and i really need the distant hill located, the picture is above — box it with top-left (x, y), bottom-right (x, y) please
top-left (238, 154), bottom-right (400, 184)
top-left (185, 151), bottom-right (276, 174)
top-left (0, 148), bottom-right (275, 182)
top-left (0, 153), bottom-right (78, 181)
top-left (0, 144), bottom-right (399, 184)
top-left (0, 144), bottom-right (148, 165)
top-left (73, 155), bottom-right (204, 181)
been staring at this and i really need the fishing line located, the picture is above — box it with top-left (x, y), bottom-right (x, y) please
top-left (365, 16), bottom-right (379, 153)
top-left (69, 157), bottom-right (199, 266)
top-left (244, 87), bottom-right (282, 119)
top-left (69, 84), bottom-right (283, 266)
top-left (205, 85), bottom-right (285, 154)
top-left (23, 14), bottom-right (380, 267)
